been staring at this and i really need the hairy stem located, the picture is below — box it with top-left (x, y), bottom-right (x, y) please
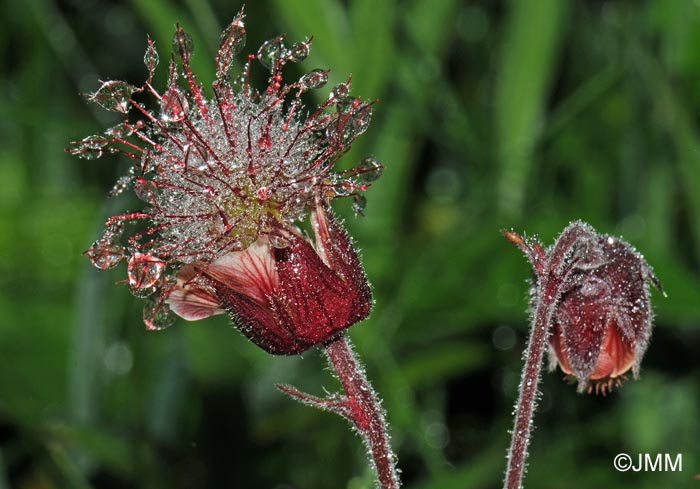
top-left (504, 281), bottom-right (558, 489)
top-left (325, 334), bottom-right (400, 489)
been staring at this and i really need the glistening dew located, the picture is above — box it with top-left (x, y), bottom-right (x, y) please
top-left (69, 10), bottom-right (383, 344)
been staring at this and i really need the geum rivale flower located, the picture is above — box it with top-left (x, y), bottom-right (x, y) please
top-left (169, 202), bottom-right (371, 353)
top-left (69, 12), bottom-right (402, 489)
top-left (69, 11), bottom-right (382, 353)
top-left (505, 221), bottom-right (663, 394)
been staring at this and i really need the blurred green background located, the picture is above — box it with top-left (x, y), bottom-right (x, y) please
top-left (1, 0), bottom-right (699, 487)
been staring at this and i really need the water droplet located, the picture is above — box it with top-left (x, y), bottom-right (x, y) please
top-left (127, 253), bottom-right (165, 289)
top-left (128, 282), bottom-right (158, 298)
top-left (70, 135), bottom-right (109, 160)
top-left (134, 177), bottom-right (158, 202)
top-left (257, 36), bottom-right (285, 70)
top-left (288, 41), bottom-right (309, 62)
top-left (352, 106), bottom-right (372, 136)
top-left (331, 178), bottom-right (354, 197)
top-left (105, 122), bottom-right (133, 138)
top-left (86, 239), bottom-right (124, 270)
top-left (143, 298), bottom-right (176, 330)
top-left (300, 69), bottom-right (328, 89)
top-left (86, 80), bottom-right (137, 113)
top-left (326, 121), bottom-right (356, 145)
top-left (143, 36), bottom-right (159, 76)
top-left (356, 155), bottom-right (384, 183)
top-left (336, 97), bottom-right (356, 113)
top-left (352, 194), bottom-right (367, 216)
top-left (257, 133), bottom-right (272, 150)
top-left (230, 61), bottom-right (250, 92)
top-left (331, 84), bottom-right (354, 112)
top-left (217, 17), bottom-right (246, 78)
top-left (331, 83), bottom-right (350, 100)
top-left (160, 86), bottom-right (189, 122)
top-left (172, 25), bottom-right (194, 62)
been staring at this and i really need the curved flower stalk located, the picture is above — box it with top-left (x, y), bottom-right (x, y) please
top-left (502, 221), bottom-right (663, 489)
top-left (69, 10), bottom-right (399, 488)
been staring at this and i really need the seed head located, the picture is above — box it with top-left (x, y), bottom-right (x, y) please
top-left (69, 10), bottom-right (381, 338)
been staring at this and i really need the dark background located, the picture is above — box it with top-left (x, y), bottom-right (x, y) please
top-left (1, 0), bottom-right (698, 487)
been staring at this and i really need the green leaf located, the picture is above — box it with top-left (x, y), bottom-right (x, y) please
top-left (495, 0), bottom-right (570, 218)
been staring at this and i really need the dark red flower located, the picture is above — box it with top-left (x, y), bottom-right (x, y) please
top-left (167, 203), bottom-right (372, 354)
top-left (551, 230), bottom-right (663, 393)
top-left (68, 10), bottom-right (383, 339)
top-left (506, 221), bottom-right (663, 394)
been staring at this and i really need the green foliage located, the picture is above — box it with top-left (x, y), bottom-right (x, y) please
top-left (0, 0), bottom-right (698, 487)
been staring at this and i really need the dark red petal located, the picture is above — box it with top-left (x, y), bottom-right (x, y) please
top-left (213, 283), bottom-right (298, 354)
top-left (555, 276), bottom-right (610, 382)
top-left (596, 237), bottom-right (653, 346)
top-left (311, 204), bottom-right (372, 315)
top-left (548, 322), bottom-right (573, 376)
top-left (271, 225), bottom-right (371, 349)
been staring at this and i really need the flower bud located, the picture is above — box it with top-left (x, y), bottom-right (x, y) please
top-left (507, 221), bottom-right (663, 394)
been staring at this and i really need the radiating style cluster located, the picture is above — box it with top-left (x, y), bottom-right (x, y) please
top-left (69, 11), bottom-right (382, 352)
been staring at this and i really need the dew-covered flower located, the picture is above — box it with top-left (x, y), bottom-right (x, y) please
top-left (69, 11), bottom-right (382, 350)
top-left (505, 221), bottom-right (663, 394)
top-left (167, 201), bottom-right (371, 353)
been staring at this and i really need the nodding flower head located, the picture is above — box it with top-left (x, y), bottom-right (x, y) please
top-left (69, 10), bottom-right (381, 350)
top-left (504, 221), bottom-right (663, 395)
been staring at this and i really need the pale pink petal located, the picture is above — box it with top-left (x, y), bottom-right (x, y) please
top-left (166, 265), bottom-right (224, 320)
top-left (205, 237), bottom-right (279, 305)
top-left (310, 202), bottom-right (331, 267)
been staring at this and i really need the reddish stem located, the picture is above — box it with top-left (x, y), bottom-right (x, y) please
top-left (504, 276), bottom-right (560, 489)
top-left (325, 334), bottom-right (400, 489)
